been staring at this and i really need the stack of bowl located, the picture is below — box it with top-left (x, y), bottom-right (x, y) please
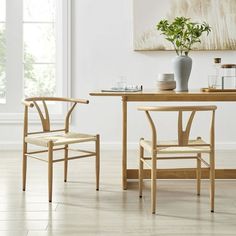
top-left (156, 73), bottom-right (176, 90)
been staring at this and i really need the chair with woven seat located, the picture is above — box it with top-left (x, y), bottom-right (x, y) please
top-left (22, 97), bottom-right (100, 202)
top-left (138, 105), bottom-right (217, 214)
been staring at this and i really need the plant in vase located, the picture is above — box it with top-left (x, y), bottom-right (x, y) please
top-left (156, 17), bottom-right (211, 91)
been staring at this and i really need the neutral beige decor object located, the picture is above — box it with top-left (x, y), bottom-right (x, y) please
top-left (156, 73), bottom-right (176, 90)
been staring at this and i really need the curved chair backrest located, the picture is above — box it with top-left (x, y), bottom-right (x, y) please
top-left (22, 97), bottom-right (89, 136)
top-left (138, 106), bottom-right (217, 148)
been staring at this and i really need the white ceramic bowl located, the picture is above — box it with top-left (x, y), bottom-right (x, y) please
top-left (158, 73), bottom-right (174, 82)
top-left (156, 80), bottom-right (176, 90)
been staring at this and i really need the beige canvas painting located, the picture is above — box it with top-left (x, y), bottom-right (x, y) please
top-left (133, 0), bottom-right (236, 51)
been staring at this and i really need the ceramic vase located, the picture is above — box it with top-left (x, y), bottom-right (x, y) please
top-left (172, 55), bottom-right (192, 92)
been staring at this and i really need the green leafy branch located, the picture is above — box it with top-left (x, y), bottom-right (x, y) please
top-left (156, 17), bottom-right (211, 56)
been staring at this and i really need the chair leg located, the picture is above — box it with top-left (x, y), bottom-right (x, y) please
top-left (48, 142), bottom-right (53, 202)
top-left (196, 153), bottom-right (201, 196)
top-left (22, 142), bottom-right (27, 191)
top-left (95, 134), bottom-right (100, 191)
top-left (64, 145), bottom-right (68, 182)
top-left (151, 152), bottom-right (157, 214)
top-left (139, 138), bottom-right (144, 198)
top-left (210, 151), bottom-right (215, 212)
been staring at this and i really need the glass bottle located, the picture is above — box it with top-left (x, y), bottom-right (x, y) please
top-left (213, 58), bottom-right (221, 78)
top-left (208, 58), bottom-right (221, 89)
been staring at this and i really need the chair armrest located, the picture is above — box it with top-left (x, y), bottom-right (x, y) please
top-left (138, 105), bottom-right (217, 112)
top-left (22, 100), bottom-right (34, 108)
top-left (63, 98), bottom-right (89, 104)
top-left (24, 97), bottom-right (89, 104)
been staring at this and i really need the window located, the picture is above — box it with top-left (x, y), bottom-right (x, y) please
top-left (0, 0), bottom-right (6, 104)
top-left (0, 0), bottom-right (71, 122)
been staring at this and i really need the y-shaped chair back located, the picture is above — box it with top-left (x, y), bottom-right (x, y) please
top-left (23, 97), bottom-right (89, 137)
top-left (138, 105), bottom-right (216, 151)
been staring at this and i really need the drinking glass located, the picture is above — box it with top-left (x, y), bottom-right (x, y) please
top-left (116, 76), bottom-right (127, 90)
top-left (208, 75), bottom-right (218, 89)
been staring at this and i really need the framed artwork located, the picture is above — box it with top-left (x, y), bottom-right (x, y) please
top-left (133, 0), bottom-right (236, 51)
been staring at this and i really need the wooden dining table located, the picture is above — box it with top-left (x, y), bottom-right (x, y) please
top-left (90, 90), bottom-right (236, 190)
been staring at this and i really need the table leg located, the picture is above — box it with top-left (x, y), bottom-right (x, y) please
top-left (122, 96), bottom-right (127, 190)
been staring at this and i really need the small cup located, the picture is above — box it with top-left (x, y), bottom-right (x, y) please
top-left (208, 75), bottom-right (218, 89)
top-left (116, 76), bottom-right (127, 89)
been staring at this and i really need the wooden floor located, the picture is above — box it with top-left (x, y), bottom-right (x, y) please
top-left (0, 150), bottom-right (236, 235)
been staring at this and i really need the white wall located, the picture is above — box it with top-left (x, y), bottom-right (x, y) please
top-left (1, 0), bottom-right (236, 152)
top-left (71, 0), bottom-right (236, 150)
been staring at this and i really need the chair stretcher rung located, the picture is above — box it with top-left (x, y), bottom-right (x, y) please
top-left (198, 156), bottom-right (210, 167)
top-left (68, 148), bottom-right (95, 154)
top-left (53, 154), bottom-right (96, 163)
top-left (26, 154), bottom-right (48, 162)
top-left (27, 147), bottom-right (65, 155)
top-left (142, 160), bottom-right (152, 169)
top-left (142, 156), bottom-right (198, 160)
top-left (157, 144), bottom-right (210, 147)
top-left (26, 153), bottom-right (96, 163)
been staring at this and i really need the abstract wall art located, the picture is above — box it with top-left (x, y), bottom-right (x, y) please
top-left (133, 0), bottom-right (236, 51)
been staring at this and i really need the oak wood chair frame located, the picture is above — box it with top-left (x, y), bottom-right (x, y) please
top-left (138, 105), bottom-right (216, 214)
top-left (22, 97), bottom-right (100, 202)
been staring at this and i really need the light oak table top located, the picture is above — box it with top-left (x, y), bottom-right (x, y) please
top-left (90, 89), bottom-right (236, 101)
